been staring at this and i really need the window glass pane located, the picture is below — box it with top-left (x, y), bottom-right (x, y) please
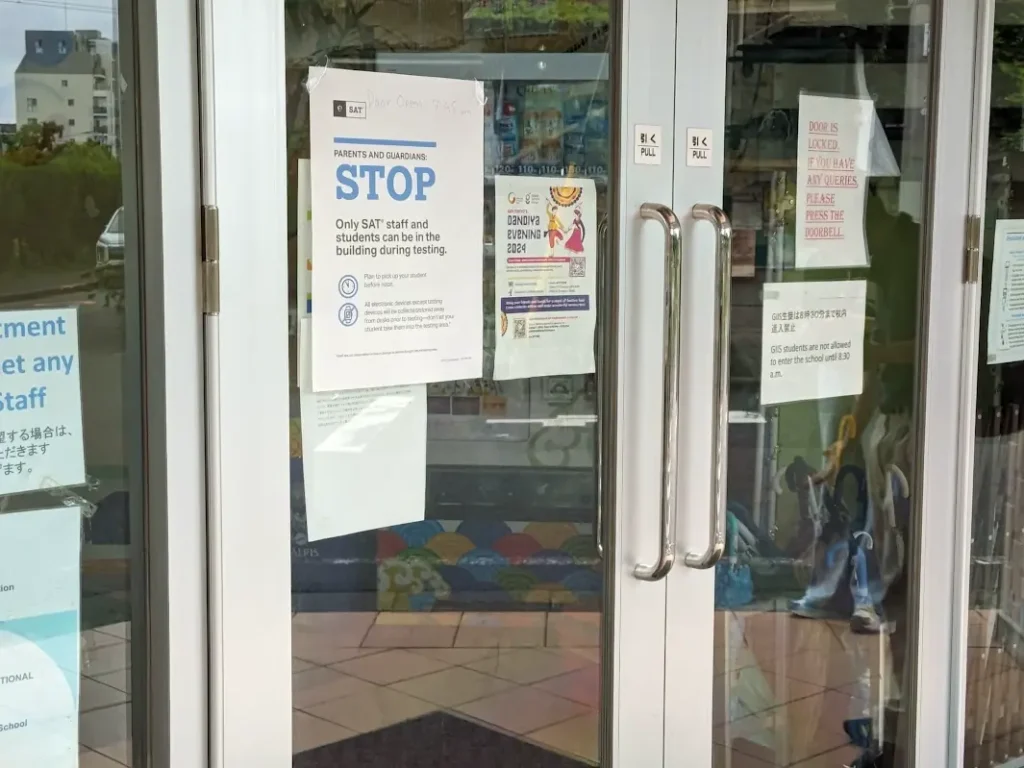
top-left (1, 21), bottom-right (142, 767)
top-left (965, 3), bottom-right (1024, 765)
top-left (283, 1), bottom-right (613, 764)
top-left (712, 4), bottom-right (932, 765)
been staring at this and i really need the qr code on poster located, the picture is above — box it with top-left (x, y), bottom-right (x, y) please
top-left (513, 318), bottom-right (527, 339)
top-left (570, 257), bottom-right (586, 278)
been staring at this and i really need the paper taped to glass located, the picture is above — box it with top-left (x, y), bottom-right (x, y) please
top-left (298, 319), bottom-right (426, 542)
top-left (493, 175), bottom-right (598, 380)
top-left (760, 280), bottom-right (866, 406)
top-left (795, 93), bottom-right (897, 270)
top-left (987, 219), bottom-right (1024, 365)
top-left (0, 506), bottom-right (81, 767)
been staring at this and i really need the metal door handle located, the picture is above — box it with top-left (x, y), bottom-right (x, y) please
top-left (595, 215), bottom-right (610, 557)
top-left (685, 204), bottom-right (732, 569)
top-left (634, 203), bottom-right (682, 581)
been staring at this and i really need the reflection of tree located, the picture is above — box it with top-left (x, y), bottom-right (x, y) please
top-left (992, 8), bottom-right (1024, 156)
top-left (465, 0), bottom-right (608, 25)
top-left (283, 0), bottom-right (392, 183)
top-left (1, 122), bottom-right (65, 163)
top-left (0, 121), bottom-right (121, 271)
top-left (1, 121), bottom-right (119, 170)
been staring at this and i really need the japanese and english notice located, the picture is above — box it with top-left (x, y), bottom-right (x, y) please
top-left (0, 310), bottom-right (84, 762)
top-left (493, 176), bottom-right (597, 380)
top-left (308, 67), bottom-right (484, 392)
top-left (760, 281), bottom-right (867, 406)
top-left (796, 94), bottom-right (874, 270)
top-left (0, 309), bottom-right (84, 496)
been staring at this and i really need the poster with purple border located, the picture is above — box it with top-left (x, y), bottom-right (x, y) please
top-left (493, 176), bottom-right (597, 380)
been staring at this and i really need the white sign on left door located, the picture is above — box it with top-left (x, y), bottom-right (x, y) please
top-left (298, 319), bottom-right (426, 542)
top-left (634, 124), bottom-right (662, 165)
top-left (308, 68), bottom-right (484, 392)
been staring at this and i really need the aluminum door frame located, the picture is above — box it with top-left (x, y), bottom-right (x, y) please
top-left (196, 0), bottom-right (684, 764)
top-left (665, 0), bottom-right (983, 764)
top-left (949, 0), bottom-right (1002, 763)
top-left (663, 2), bottom-right (728, 765)
top-left (130, 0), bottom-right (208, 762)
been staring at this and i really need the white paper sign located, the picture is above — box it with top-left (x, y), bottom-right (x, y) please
top-left (760, 280), bottom-right (867, 406)
top-left (633, 124), bottom-right (662, 165)
top-left (0, 506), bottom-right (81, 767)
top-left (309, 68), bottom-right (483, 391)
top-left (0, 309), bottom-right (85, 495)
top-left (493, 176), bottom-right (597, 380)
top-left (796, 94), bottom-right (874, 269)
top-left (686, 128), bottom-right (712, 167)
top-left (987, 219), bottom-right (1024, 365)
top-left (298, 320), bottom-right (426, 541)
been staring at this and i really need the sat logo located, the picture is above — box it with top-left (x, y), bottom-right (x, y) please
top-left (333, 100), bottom-right (367, 119)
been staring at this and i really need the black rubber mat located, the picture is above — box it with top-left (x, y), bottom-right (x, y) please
top-left (293, 711), bottom-right (591, 768)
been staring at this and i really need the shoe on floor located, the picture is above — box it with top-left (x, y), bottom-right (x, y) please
top-left (850, 604), bottom-right (891, 634)
top-left (789, 596), bottom-right (836, 619)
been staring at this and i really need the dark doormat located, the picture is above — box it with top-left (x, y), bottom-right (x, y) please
top-left (293, 711), bottom-right (592, 768)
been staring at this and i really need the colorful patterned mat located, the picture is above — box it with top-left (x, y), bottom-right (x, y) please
top-left (377, 519), bottom-right (601, 611)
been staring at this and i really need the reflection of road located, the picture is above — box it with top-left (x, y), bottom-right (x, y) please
top-left (2, 291), bottom-right (129, 471)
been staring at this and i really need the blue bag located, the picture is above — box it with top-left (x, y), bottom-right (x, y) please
top-left (715, 511), bottom-right (754, 609)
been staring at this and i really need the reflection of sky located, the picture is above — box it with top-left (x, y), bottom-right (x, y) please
top-left (0, 0), bottom-right (116, 123)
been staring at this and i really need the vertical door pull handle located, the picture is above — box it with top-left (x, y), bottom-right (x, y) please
top-left (685, 204), bottom-right (732, 570)
top-left (634, 203), bottom-right (683, 581)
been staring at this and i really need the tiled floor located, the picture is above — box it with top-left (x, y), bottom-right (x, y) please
top-left (712, 610), bottom-right (890, 767)
top-left (283, 608), bottom-right (1024, 766)
top-left (286, 607), bottom-right (902, 766)
top-left (712, 608), bottom-right (1024, 767)
top-left (290, 610), bottom-right (602, 763)
top-left (74, 609), bottom-right (1024, 767)
top-left (79, 622), bottom-right (132, 767)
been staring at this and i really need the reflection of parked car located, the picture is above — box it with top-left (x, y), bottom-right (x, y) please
top-left (95, 207), bottom-right (125, 309)
top-left (96, 207), bottom-right (124, 270)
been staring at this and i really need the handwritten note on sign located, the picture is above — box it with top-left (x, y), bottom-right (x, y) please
top-left (795, 94), bottom-right (874, 269)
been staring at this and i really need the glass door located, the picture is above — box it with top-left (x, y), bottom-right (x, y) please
top-left (665, 0), bottom-right (967, 765)
top-left (199, 0), bottom-right (682, 765)
top-left (956, 0), bottom-right (1024, 765)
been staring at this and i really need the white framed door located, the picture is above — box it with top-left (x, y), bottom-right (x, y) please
top-left (666, 0), bottom-right (983, 765)
top-left (946, 0), bottom-right (1024, 765)
top-left (196, 0), bottom-right (691, 765)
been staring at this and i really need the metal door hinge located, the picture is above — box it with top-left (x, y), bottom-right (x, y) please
top-left (201, 204), bottom-right (220, 315)
top-left (964, 213), bottom-right (981, 284)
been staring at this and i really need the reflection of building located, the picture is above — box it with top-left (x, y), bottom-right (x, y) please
top-left (14, 30), bottom-right (119, 151)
